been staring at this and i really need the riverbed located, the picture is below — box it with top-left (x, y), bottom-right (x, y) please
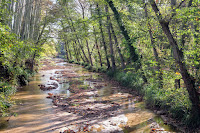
top-left (0, 58), bottom-right (177, 133)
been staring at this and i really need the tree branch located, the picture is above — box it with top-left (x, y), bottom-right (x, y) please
top-left (169, 0), bottom-right (187, 21)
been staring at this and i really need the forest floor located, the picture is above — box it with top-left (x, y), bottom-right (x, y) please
top-left (38, 58), bottom-right (173, 133)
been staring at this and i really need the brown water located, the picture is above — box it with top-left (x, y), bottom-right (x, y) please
top-left (0, 59), bottom-right (178, 133)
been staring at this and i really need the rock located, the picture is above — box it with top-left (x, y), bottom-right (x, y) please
top-left (156, 110), bottom-right (165, 115)
top-left (48, 93), bottom-right (53, 96)
top-left (40, 84), bottom-right (46, 89)
top-left (46, 96), bottom-right (52, 99)
top-left (50, 77), bottom-right (55, 80)
top-left (161, 115), bottom-right (168, 122)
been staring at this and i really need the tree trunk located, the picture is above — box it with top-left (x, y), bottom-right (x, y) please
top-left (65, 41), bottom-right (70, 61)
top-left (67, 42), bottom-right (72, 60)
top-left (64, 6), bottom-right (89, 63)
top-left (110, 22), bottom-right (126, 70)
top-left (90, 4), bottom-right (102, 67)
top-left (72, 42), bottom-right (79, 62)
top-left (150, 0), bottom-right (200, 119)
top-left (86, 39), bottom-right (93, 66)
top-left (105, 5), bottom-right (116, 71)
top-left (93, 26), bottom-right (103, 67)
top-left (106, 0), bottom-right (139, 62)
top-left (79, 0), bottom-right (93, 66)
top-left (144, 1), bottom-right (162, 86)
top-left (68, 16), bottom-right (89, 63)
top-left (96, 3), bottom-right (110, 69)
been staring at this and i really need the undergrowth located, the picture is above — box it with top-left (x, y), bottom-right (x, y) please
top-left (0, 82), bottom-right (15, 116)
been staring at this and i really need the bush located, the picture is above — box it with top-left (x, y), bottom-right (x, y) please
top-left (106, 70), bottom-right (144, 93)
top-left (106, 70), bottom-right (116, 77)
top-left (68, 60), bottom-right (74, 63)
top-left (80, 62), bottom-right (84, 65)
top-left (85, 65), bottom-right (92, 70)
top-left (74, 61), bottom-right (79, 64)
top-left (0, 82), bottom-right (16, 116)
top-left (83, 62), bottom-right (89, 67)
top-left (99, 67), bottom-right (107, 73)
top-left (144, 83), bottom-right (195, 126)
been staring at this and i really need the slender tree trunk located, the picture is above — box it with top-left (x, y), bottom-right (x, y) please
top-left (93, 26), bottom-right (102, 67)
top-left (90, 4), bottom-right (102, 67)
top-left (67, 42), bottom-right (72, 60)
top-left (72, 42), bottom-right (79, 62)
top-left (78, 47), bottom-right (85, 62)
top-left (78, 1), bottom-right (93, 66)
top-left (30, 12), bottom-right (47, 72)
top-left (96, 3), bottom-right (110, 69)
top-left (150, 0), bottom-right (200, 119)
top-left (64, 6), bottom-right (89, 63)
top-left (86, 39), bottom-right (93, 66)
top-left (65, 41), bottom-right (70, 61)
top-left (105, 5), bottom-right (116, 71)
top-left (67, 16), bottom-right (89, 63)
top-left (110, 21), bottom-right (125, 69)
top-left (106, 0), bottom-right (139, 62)
top-left (144, 2), bottom-right (162, 86)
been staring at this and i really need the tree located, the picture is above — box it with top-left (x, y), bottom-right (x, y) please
top-left (105, 5), bottom-right (116, 71)
top-left (106, 0), bottom-right (139, 63)
top-left (150, 0), bottom-right (200, 124)
top-left (96, 3), bottom-right (111, 69)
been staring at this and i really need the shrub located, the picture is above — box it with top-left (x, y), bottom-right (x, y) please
top-left (144, 83), bottom-right (195, 126)
top-left (74, 61), bottom-right (79, 64)
top-left (97, 66), bottom-right (107, 73)
top-left (83, 62), bottom-right (89, 67)
top-left (106, 70), bottom-right (144, 93)
top-left (0, 82), bottom-right (16, 116)
top-left (106, 70), bottom-right (116, 77)
top-left (80, 62), bottom-right (84, 65)
top-left (85, 65), bottom-right (92, 70)
top-left (68, 60), bottom-right (74, 63)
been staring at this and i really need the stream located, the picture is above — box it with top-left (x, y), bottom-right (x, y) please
top-left (0, 58), bottom-right (178, 133)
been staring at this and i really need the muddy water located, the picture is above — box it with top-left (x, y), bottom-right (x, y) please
top-left (0, 59), bottom-right (177, 133)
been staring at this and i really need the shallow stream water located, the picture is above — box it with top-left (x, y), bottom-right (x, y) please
top-left (0, 59), bottom-right (178, 133)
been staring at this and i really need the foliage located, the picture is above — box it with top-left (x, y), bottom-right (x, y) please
top-left (0, 82), bottom-right (15, 116)
top-left (40, 41), bottom-right (58, 58)
top-left (107, 70), bottom-right (144, 93)
top-left (0, 0), bottom-right (56, 117)
top-left (144, 84), bottom-right (194, 126)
